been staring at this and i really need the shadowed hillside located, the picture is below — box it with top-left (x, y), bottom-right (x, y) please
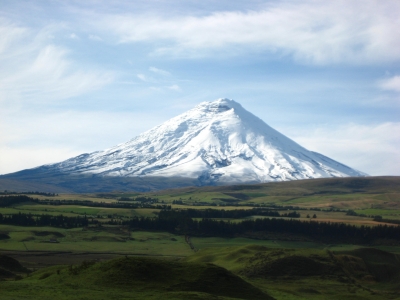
top-left (0, 256), bottom-right (273, 300)
top-left (156, 176), bottom-right (400, 196)
top-left (185, 245), bottom-right (400, 299)
top-left (0, 254), bottom-right (29, 279)
top-left (0, 170), bottom-right (201, 193)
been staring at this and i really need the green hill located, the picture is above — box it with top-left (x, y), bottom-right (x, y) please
top-left (0, 256), bottom-right (273, 300)
top-left (2, 246), bottom-right (400, 299)
top-left (0, 254), bottom-right (29, 279)
top-left (148, 176), bottom-right (400, 212)
top-left (185, 245), bottom-right (400, 299)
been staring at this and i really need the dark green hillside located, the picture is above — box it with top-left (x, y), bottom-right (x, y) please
top-left (242, 254), bottom-right (341, 277)
top-left (336, 248), bottom-right (400, 285)
top-left (155, 176), bottom-right (400, 198)
top-left (0, 257), bottom-right (273, 300)
top-left (185, 245), bottom-right (400, 299)
top-left (0, 254), bottom-right (29, 279)
top-left (0, 178), bottom-right (70, 193)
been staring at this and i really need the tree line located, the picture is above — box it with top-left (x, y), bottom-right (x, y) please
top-left (0, 212), bottom-right (89, 228)
top-left (156, 208), bottom-right (300, 219)
top-left (0, 195), bottom-right (170, 210)
top-left (0, 195), bottom-right (33, 207)
top-left (119, 210), bottom-right (400, 244)
top-left (1, 191), bottom-right (57, 196)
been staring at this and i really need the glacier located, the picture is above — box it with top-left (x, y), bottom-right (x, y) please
top-left (37, 98), bottom-right (367, 184)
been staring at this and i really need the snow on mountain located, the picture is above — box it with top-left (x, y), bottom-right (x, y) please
top-left (42, 98), bottom-right (367, 184)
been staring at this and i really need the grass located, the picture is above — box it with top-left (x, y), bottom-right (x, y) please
top-left (152, 176), bottom-right (400, 206)
top-left (355, 208), bottom-right (400, 218)
top-left (1, 176), bottom-right (400, 298)
top-left (0, 232), bottom-right (399, 299)
top-left (185, 244), bottom-right (400, 299)
top-left (3, 176), bottom-right (400, 226)
top-left (0, 203), bottom-right (160, 219)
top-left (0, 256), bottom-right (273, 299)
top-left (0, 225), bottom-right (192, 256)
top-left (191, 237), bottom-right (324, 251)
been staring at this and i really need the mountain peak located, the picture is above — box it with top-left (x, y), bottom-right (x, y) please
top-left (194, 98), bottom-right (246, 114)
top-left (26, 99), bottom-right (366, 184)
top-left (197, 98), bottom-right (237, 108)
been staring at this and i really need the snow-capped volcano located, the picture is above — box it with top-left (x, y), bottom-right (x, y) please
top-left (39, 99), bottom-right (366, 184)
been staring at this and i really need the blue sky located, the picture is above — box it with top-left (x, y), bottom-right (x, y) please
top-left (1, 0), bottom-right (399, 176)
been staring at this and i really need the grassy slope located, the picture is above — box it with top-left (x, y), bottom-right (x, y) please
top-left (149, 177), bottom-right (400, 223)
top-left (2, 245), bottom-right (400, 299)
top-left (185, 245), bottom-right (400, 299)
top-left (151, 176), bottom-right (400, 206)
top-left (0, 254), bottom-right (28, 279)
top-left (0, 245), bottom-right (400, 300)
top-left (0, 257), bottom-right (273, 300)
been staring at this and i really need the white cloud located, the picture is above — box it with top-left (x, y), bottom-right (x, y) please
top-left (149, 86), bottom-right (161, 91)
top-left (285, 122), bottom-right (400, 176)
top-left (138, 68), bottom-right (176, 87)
top-left (0, 18), bottom-right (27, 56)
top-left (137, 73), bottom-right (151, 82)
top-left (380, 75), bottom-right (400, 92)
top-left (69, 33), bottom-right (79, 39)
top-left (0, 20), bottom-right (114, 105)
top-left (88, 34), bottom-right (102, 41)
top-left (168, 84), bottom-right (181, 92)
top-left (137, 74), bottom-right (146, 81)
top-left (90, 0), bottom-right (400, 64)
top-left (149, 66), bottom-right (171, 76)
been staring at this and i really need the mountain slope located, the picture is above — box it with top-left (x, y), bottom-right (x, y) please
top-left (9, 99), bottom-right (366, 185)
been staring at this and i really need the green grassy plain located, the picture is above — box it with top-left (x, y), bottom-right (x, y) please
top-left (1, 177), bottom-right (399, 256)
top-left (0, 225), bottom-right (192, 256)
top-left (10, 176), bottom-right (399, 222)
top-left (2, 203), bottom-right (159, 218)
top-left (1, 177), bottom-right (400, 299)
